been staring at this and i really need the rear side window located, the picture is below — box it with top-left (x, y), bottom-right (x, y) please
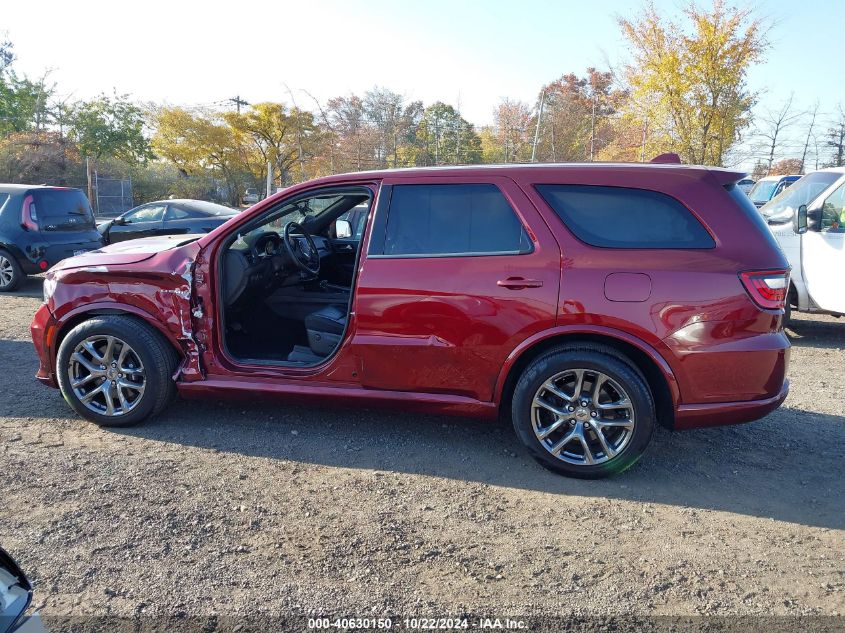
top-left (535, 184), bottom-right (714, 249)
top-left (32, 189), bottom-right (95, 232)
top-left (383, 184), bottom-right (532, 256)
top-left (167, 206), bottom-right (208, 220)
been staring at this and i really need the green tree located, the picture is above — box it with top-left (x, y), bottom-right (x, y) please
top-left (68, 94), bottom-right (152, 163)
top-left (618, 0), bottom-right (767, 166)
top-left (413, 102), bottom-right (481, 166)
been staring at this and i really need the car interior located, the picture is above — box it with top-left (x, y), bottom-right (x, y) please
top-left (220, 187), bottom-right (372, 366)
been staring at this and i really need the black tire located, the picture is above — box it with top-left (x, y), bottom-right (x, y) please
top-left (511, 344), bottom-right (655, 479)
top-left (56, 315), bottom-right (178, 427)
top-left (0, 249), bottom-right (25, 292)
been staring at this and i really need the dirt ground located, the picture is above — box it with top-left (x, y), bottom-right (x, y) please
top-left (1, 276), bottom-right (843, 628)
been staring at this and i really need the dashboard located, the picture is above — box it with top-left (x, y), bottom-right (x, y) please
top-left (222, 230), bottom-right (334, 305)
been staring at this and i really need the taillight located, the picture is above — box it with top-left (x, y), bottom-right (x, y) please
top-left (739, 269), bottom-right (790, 310)
top-left (21, 194), bottom-right (38, 231)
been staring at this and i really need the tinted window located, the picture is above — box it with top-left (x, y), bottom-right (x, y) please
top-left (32, 189), bottom-right (95, 232)
top-left (167, 206), bottom-right (208, 220)
top-left (536, 184), bottom-right (714, 249)
top-left (383, 184), bottom-right (531, 256)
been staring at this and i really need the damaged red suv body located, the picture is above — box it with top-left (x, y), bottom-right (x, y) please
top-left (31, 164), bottom-right (790, 478)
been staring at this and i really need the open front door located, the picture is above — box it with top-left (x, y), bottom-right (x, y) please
top-left (802, 183), bottom-right (845, 313)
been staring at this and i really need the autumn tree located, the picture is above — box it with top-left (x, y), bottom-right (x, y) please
top-left (153, 107), bottom-right (245, 205)
top-left (619, 1), bottom-right (767, 166)
top-left (494, 99), bottom-right (532, 162)
top-left (412, 102), bottom-right (481, 166)
top-left (532, 69), bottom-right (624, 162)
top-left (769, 158), bottom-right (802, 176)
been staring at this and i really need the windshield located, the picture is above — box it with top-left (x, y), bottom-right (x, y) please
top-left (748, 180), bottom-right (778, 204)
top-left (760, 172), bottom-right (842, 224)
top-left (32, 189), bottom-right (96, 232)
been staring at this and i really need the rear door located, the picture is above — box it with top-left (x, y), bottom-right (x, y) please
top-left (802, 182), bottom-right (845, 313)
top-left (351, 175), bottom-right (560, 401)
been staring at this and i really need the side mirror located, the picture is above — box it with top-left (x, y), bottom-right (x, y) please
top-left (335, 219), bottom-right (352, 239)
top-left (114, 217), bottom-right (126, 226)
top-left (794, 205), bottom-right (808, 235)
top-left (0, 548), bottom-right (32, 633)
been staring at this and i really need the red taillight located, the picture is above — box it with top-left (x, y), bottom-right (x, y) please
top-left (21, 194), bottom-right (38, 231)
top-left (739, 269), bottom-right (790, 310)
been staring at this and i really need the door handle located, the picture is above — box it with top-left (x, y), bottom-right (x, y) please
top-left (497, 277), bottom-right (543, 289)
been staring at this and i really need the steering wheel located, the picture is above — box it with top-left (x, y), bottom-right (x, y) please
top-left (283, 221), bottom-right (320, 276)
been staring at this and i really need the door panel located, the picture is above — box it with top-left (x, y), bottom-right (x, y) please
top-left (802, 231), bottom-right (845, 312)
top-left (351, 175), bottom-right (560, 401)
top-left (803, 185), bottom-right (845, 313)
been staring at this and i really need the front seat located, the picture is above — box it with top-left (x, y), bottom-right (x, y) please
top-left (304, 305), bottom-right (347, 356)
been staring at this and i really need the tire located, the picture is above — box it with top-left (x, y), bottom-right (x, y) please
top-left (511, 344), bottom-right (655, 479)
top-left (56, 315), bottom-right (179, 427)
top-left (0, 249), bottom-right (25, 292)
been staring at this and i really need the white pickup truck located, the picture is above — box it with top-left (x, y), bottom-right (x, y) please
top-left (760, 167), bottom-right (845, 321)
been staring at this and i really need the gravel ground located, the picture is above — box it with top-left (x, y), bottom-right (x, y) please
top-left (1, 276), bottom-right (843, 628)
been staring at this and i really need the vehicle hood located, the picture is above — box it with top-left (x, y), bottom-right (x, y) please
top-left (52, 234), bottom-right (203, 270)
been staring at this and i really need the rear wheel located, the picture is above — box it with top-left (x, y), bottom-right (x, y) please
top-left (57, 316), bottom-right (178, 427)
top-left (0, 250), bottom-right (24, 292)
top-left (511, 345), bottom-right (655, 479)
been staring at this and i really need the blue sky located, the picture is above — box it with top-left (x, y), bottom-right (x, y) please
top-left (3, 0), bottom-right (842, 164)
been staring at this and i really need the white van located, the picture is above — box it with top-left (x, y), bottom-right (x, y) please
top-left (760, 167), bottom-right (845, 321)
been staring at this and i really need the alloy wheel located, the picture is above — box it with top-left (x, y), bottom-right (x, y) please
top-left (67, 335), bottom-right (147, 417)
top-left (531, 368), bottom-right (635, 466)
top-left (0, 255), bottom-right (13, 287)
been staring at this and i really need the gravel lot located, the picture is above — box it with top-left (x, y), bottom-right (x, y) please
top-left (1, 276), bottom-right (843, 628)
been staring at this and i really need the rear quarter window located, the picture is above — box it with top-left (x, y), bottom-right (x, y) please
top-left (535, 184), bottom-right (715, 249)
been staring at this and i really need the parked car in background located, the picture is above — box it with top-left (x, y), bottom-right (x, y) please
top-left (760, 167), bottom-right (845, 321)
top-left (747, 174), bottom-right (801, 208)
top-left (0, 185), bottom-right (104, 292)
top-left (736, 177), bottom-right (755, 194)
top-left (33, 163), bottom-right (791, 479)
top-left (242, 188), bottom-right (260, 205)
top-left (97, 199), bottom-right (238, 245)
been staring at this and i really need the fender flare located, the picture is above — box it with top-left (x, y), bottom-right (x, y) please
top-left (494, 324), bottom-right (682, 407)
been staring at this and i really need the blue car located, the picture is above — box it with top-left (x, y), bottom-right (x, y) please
top-left (747, 174), bottom-right (801, 208)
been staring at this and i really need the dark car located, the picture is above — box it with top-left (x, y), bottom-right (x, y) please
top-left (0, 185), bottom-right (104, 292)
top-left (32, 163), bottom-right (790, 479)
top-left (97, 199), bottom-right (238, 245)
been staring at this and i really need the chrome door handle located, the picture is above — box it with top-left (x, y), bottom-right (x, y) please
top-left (497, 277), bottom-right (543, 289)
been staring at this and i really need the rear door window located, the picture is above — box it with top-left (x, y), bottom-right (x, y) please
top-left (535, 184), bottom-right (715, 249)
top-left (382, 184), bottom-right (532, 256)
top-left (32, 189), bottom-right (95, 232)
top-left (166, 206), bottom-right (208, 220)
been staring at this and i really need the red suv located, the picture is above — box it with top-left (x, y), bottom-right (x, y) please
top-left (30, 164), bottom-right (790, 478)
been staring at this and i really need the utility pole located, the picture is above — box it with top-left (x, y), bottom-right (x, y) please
top-left (531, 90), bottom-right (546, 163)
top-left (589, 96), bottom-right (597, 161)
top-left (229, 95), bottom-right (248, 113)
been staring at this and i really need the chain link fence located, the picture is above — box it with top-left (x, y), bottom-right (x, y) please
top-left (94, 173), bottom-right (133, 217)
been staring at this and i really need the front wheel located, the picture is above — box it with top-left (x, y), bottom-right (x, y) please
top-left (511, 345), bottom-right (655, 479)
top-left (56, 316), bottom-right (178, 427)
